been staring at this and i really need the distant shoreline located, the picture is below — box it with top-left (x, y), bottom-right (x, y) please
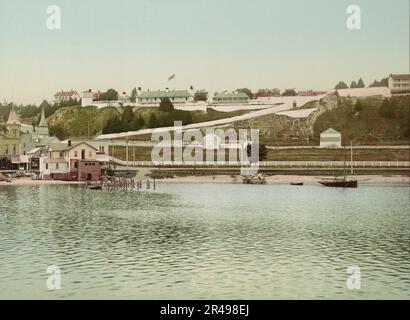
top-left (1, 175), bottom-right (409, 187)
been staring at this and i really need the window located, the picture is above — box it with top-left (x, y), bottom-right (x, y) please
top-left (56, 163), bottom-right (59, 169)
top-left (74, 161), bottom-right (78, 169)
top-left (74, 151), bottom-right (78, 157)
top-left (59, 151), bottom-right (63, 158)
top-left (46, 163), bottom-right (48, 169)
top-left (13, 145), bottom-right (16, 155)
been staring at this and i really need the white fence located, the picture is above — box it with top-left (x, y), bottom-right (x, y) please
top-left (107, 157), bottom-right (410, 168)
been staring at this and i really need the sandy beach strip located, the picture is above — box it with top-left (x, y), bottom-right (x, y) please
top-left (157, 174), bottom-right (410, 186)
top-left (0, 179), bottom-right (85, 186)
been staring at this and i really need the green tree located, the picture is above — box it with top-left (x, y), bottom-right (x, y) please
top-left (121, 106), bottom-right (134, 131)
top-left (149, 113), bottom-right (160, 128)
top-left (19, 105), bottom-right (38, 118)
top-left (102, 116), bottom-right (122, 133)
top-left (335, 81), bottom-right (349, 90)
top-left (137, 115), bottom-right (145, 127)
top-left (357, 78), bottom-right (365, 88)
top-left (39, 100), bottom-right (53, 117)
top-left (369, 78), bottom-right (388, 87)
top-left (354, 99), bottom-right (362, 112)
top-left (247, 143), bottom-right (267, 162)
top-left (282, 89), bottom-right (297, 96)
top-left (130, 87), bottom-right (137, 103)
top-left (49, 123), bottom-right (67, 140)
top-left (350, 81), bottom-right (357, 88)
top-left (194, 90), bottom-right (208, 102)
top-left (129, 114), bottom-right (141, 131)
top-left (271, 88), bottom-right (281, 96)
top-left (379, 98), bottom-right (394, 118)
top-left (159, 97), bottom-right (174, 112)
top-left (236, 88), bottom-right (253, 99)
top-left (101, 89), bottom-right (119, 101)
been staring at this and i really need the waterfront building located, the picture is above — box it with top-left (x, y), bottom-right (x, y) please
top-left (61, 138), bottom-right (109, 155)
top-left (42, 158), bottom-right (69, 180)
top-left (213, 92), bottom-right (249, 104)
top-left (42, 141), bottom-right (101, 181)
top-left (388, 74), bottom-right (410, 95)
top-left (68, 159), bottom-right (101, 181)
top-left (319, 128), bottom-right (342, 148)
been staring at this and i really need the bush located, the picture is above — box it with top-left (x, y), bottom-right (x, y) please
top-left (159, 98), bottom-right (174, 112)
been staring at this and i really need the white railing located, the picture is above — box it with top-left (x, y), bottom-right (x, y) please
top-left (107, 157), bottom-right (410, 168)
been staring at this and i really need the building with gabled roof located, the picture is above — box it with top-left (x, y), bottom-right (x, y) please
top-left (137, 89), bottom-right (193, 105)
top-left (388, 74), bottom-right (410, 95)
top-left (54, 90), bottom-right (80, 103)
top-left (320, 128), bottom-right (342, 148)
top-left (213, 91), bottom-right (249, 104)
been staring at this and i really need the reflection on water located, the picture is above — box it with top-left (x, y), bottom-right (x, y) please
top-left (0, 183), bottom-right (409, 299)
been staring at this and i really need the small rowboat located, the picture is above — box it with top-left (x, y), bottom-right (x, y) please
top-left (290, 182), bottom-right (303, 186)
top-left (87, 184), bottom-right (102, 190)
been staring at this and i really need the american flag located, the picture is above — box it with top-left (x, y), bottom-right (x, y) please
top-left (168, 74), bottom-right (175, 81)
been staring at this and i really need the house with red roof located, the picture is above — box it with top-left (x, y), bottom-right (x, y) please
top-left (54, 90), bottom-right (80, 103)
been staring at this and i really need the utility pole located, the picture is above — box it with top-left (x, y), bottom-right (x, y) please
top-left (350, 140), bottom-right (353, 175)
top-left (126, 140), bottom-right (129, 170)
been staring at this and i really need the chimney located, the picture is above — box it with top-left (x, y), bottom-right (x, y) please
top-left (68, 140), bottom-right (72, 147)
top-left (165, 87), bottom-right (169, 92)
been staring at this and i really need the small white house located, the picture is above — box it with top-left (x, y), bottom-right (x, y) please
top-left (320, 128), bottom-right (342, 148)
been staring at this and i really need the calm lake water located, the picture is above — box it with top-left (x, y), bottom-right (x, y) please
top-left (0, 183), bottom-right (409, 299)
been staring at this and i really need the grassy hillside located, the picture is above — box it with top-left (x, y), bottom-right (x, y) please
top-left (47, 106), bottom-right (120, 139)
top-left (44, 96), bottom-right (409, 146)
top-left (47, 105), bottom-right (254, 138)
top-left (231, 95), bottom-right (409, 146)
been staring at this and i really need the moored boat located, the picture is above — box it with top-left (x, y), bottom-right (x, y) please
top-left (319, 177), bottom-right (357, 188)
top-left (242, 174), bottom-right (266, 185)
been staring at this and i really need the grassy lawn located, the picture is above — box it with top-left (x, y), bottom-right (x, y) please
top-left (109, 146), bottom-right (409, 162)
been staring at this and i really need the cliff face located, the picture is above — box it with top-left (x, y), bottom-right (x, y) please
top-left (234, 94), bottom-right (339, 145)
top-left (305, 93), bottom-right (339, 134)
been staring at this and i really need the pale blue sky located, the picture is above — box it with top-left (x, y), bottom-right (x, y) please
top-left (0, 0), bottom-right (409, 104)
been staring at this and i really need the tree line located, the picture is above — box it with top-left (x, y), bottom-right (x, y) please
top-left (334, 77), bottom-right (388, 90)
top-left (102, 98), bottom-right (193, 134)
